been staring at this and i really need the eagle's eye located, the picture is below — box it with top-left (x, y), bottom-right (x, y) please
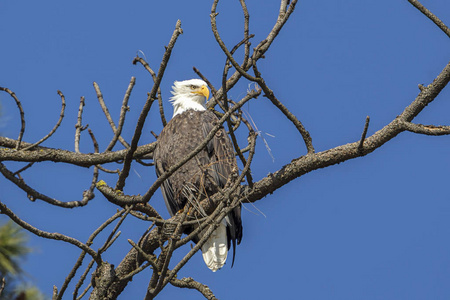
top-left (190, 85), bottom-right (197, 90)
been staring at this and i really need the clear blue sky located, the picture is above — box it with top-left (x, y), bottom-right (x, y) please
top-left (1, 1), bottom-right (450, 299)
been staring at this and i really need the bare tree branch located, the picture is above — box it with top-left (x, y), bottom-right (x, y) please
top-left (93, 82), bottom-right (130, 149)
top-left (0, 137), bottom-right (156, 167)
top-left (0, 1), bottom-right (449, 299)
top-left (75, 96), bottom-right (86, 153)
top-left (116, 20), bottom-right (183, 191)
top-left (0, 86), bottom-right (26, 149)
top-left (0, 200), bottom-right (99, 262)
top-left (358, 116), bottom-right (370, 152)
top-left (21, 90), bottom-right (66, 151)
top-left (170, 277), bottom-right (217, 300)
top-left (399, 121), bottom-right (450, 135)
top-left (133, 56), bottom-right (167, 127)
top-left (0, 163), bottom-right (88, 208)
top-left (105, 77), bottom-right (135, 151)
top-left (407, 0), bottom-right (450, 38)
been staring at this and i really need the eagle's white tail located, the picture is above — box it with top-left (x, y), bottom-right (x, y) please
top-left (201, 220), bottom-right (228, 272)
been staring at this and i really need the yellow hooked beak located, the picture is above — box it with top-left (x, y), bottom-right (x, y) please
top-left (193, 85), bottom-right (210, 100)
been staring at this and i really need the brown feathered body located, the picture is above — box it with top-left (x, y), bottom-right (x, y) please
top-left (154, 109), bottom-right (243, 270)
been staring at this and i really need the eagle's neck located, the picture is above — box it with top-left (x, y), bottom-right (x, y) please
top-left (173, 99), bottom-right (206, 117)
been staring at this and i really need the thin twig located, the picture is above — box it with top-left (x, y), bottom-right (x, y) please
top-left (97, 165), bottom-right (120, 174)
top-left (75, 96), bottom-right (86, 153)
top-left (400, 120), bottom-right (450, 135)
top-left (149, 205), bottom-right (189, 298)
top-left (253, 62), bottom-right (314, 154)
top-left (118, 261), bottom-right (151, 282)
top-left (57, 252), bottom-right (88, 300)
top-left (105, 77), bottom-right (135, 151)
top-left (114, 91), bottom-right (155, 189)
top-left (93, 82), bottom-right (130, 149)
top-left (98, 206), bottom-right (133, 254)
top-left (82, 129), bottom-right (100, 204)
top-left (358, 116), bottom-right (370, 152)
top-left (127, 239), bottom-right (159, 272)
top-left (193, 67), bottom-right (218, 99)
top-left (208, 0), bottom-right (298, 108)
top-left (217, 36), bottom-right (257, 187)
top-left (73, 259), bottom-right (94, 300)
top-left (210, 8), bottom-right (258, 82)
top-left (407, 0), bottom-right (450, 38)
top-left (12, 162), bottom-right (35, 176)
top-left (239, 0), bottom-right (251, 67)
top-left (133, 56), bottom-right (167, 127)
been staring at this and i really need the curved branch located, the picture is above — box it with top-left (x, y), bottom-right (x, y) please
top-left (0, 162), bottom-right (91, 208)
top-left (241, 59), bottom-right (450, 204)
top-left (252, 64), bottom-right (314, 154)
top-left (0, 200), bottom-right (99, 262)
top-left (0, 87), bottom-right (26, 149)
top-left (22, 90), bottom-right (66, 151)
top-left (407, 0), bottom-right (450, 38)
top-left (208, 0), bottom-right (298, 107)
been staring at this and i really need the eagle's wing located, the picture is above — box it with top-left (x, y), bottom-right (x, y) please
top-left (200, 111), bottom-right (236, 189)
top-left (201, 111), bottom-right (243, 265)
top-left (154, 157), bottom-right (177, 216)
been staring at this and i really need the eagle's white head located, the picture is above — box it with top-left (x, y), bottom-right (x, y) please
top-left (170, 79), bottom-right (210, 117)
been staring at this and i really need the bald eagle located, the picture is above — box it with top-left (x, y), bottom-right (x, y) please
top-left (154, 79), bottom-right (243, 272)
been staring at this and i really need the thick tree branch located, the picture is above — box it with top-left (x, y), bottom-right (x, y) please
top-left (170, 277), bottom-right (217, 300)
top-left (240, 60), bottom-right (450, 204)
top-left (0, 137), bottom-right (156, 167)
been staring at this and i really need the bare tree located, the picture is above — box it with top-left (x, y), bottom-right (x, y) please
top-left (1, 0), bottom-right (449, 299)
